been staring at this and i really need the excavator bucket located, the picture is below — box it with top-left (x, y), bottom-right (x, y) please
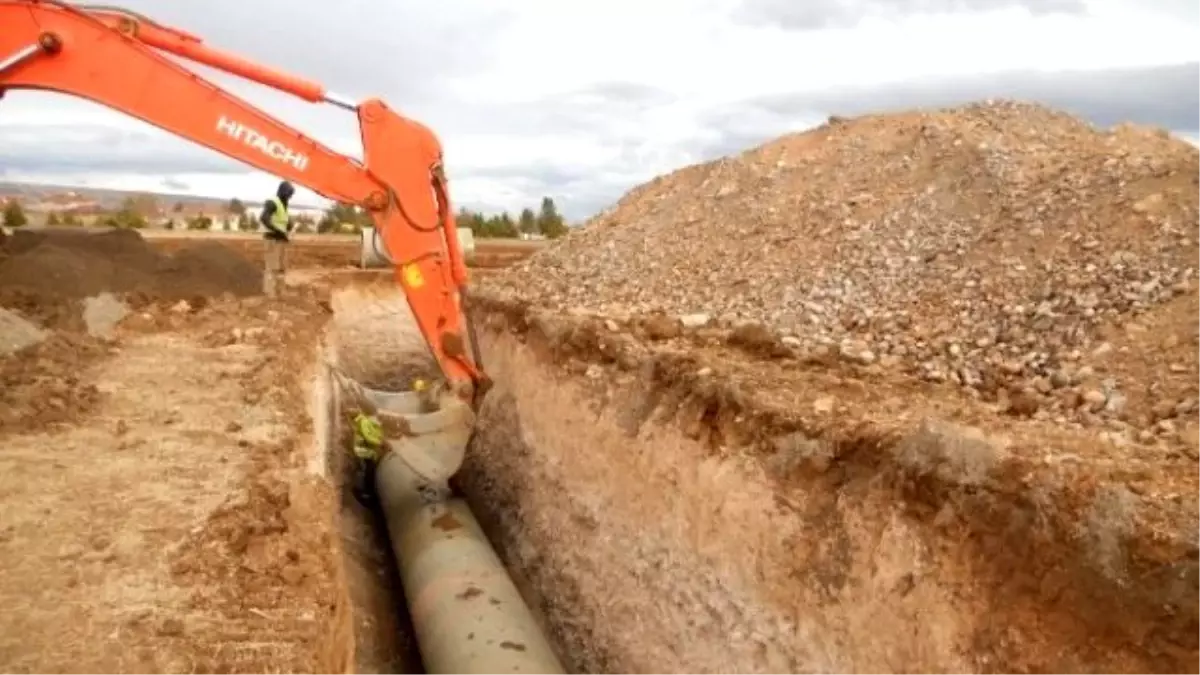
top-left (331, 369), bottom-right (474, 485)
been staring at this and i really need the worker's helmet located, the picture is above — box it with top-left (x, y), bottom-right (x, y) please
top-left (276, 180), bottom-right (295, 200)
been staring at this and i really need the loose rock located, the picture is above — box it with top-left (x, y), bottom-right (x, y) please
top-left (0, 308), bottom-right (47, 356)
top-left (488, 100), bottom-right (1199, 439)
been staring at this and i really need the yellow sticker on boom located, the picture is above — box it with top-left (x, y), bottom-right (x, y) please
top-left (401, 263), bottom-right (425, 289)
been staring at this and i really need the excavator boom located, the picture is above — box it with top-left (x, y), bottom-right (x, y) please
top-left (0, 6), bottom-right (575, 670)
top-left (0, 0), bottom-right (487, 399)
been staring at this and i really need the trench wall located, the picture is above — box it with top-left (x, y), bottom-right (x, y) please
top-left (456, 320), bottom-right (1196, 674)
top-left (305, 284), bottom-right (1193, 673)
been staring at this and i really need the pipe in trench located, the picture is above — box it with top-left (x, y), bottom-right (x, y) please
top-left (362, 387), bottom-right (564, 675)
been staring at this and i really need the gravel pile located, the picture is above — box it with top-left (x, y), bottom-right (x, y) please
top-left (490, 101), bottom-right (1199, 437)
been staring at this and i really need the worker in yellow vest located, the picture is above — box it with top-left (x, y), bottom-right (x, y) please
top-left (348, 378), bottom-right (428, 507)
top-left (351, 410), bottom-right (385, 507)
top-left (259, 180), bottom-right (295, 297)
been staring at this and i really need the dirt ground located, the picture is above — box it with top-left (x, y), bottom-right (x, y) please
top-left (143, 230), bottom-right (542, 270)
top-left (0, 231), bottom-right (354, 673)
top-left (0, 301), bottom-right (353, 672)
top-left (0, 227), bottom-right (1195, 673)
top-left (467, 103), bottom-right (1198, 672)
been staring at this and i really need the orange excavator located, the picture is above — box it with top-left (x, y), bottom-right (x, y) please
top-left (0, 5), bottom-right (573, 670)
top-left (0, 0), bottom-right (489, 403)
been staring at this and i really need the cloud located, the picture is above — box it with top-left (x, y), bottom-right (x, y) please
top-left (431, 81), bottom-right (680, 143)
top-left (735, 0), bottom-right (1086, 30)
top-left (0, 122), bottom-right (249, 174)
top-left (7, 64), bottom-right (1196, 219)
top-left (1, 0), bottom-right (1196, 221)
top-left (107, 0), bottom-right (517, 107)
top-left (728, 61), bottom-right (1200, 135)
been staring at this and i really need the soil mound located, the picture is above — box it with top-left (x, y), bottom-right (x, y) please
top-left (492, 100), bottom-right (1199, 440)
top-left (157, 241), bottom-right (263, 297)
top-left (0, 229), bottom-right (262, 314)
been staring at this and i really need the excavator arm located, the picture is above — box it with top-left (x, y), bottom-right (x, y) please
top-left (0, 0), bottom-right (489, 399)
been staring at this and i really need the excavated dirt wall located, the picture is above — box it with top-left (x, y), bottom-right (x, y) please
top-left (456, 297), bottom-right (1198, 674)
top-left (317, 285), bottom-right (438, 674)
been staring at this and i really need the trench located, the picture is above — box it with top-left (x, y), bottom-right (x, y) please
top-left (316, 281), bottom-right (570, 673)
top-left (311, 281), bottom-right (1195, 674)
top-left (314, 282), bottom-right (834, 673)
top-left (311, 281), bottom-right (897, 673)
top-left (314, 284), bottom-right (430, 674)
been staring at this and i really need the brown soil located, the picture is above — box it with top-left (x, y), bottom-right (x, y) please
top-left (1, 101), bottom-right (1194, 674)
top-left (0, 229), bottom-right (261, 327)
top-left (150, 235), bottom-right (360, 270)
top-left (0, 229), bottom-right (267, 438)
top-left (462, 292), bottom-right (1198, 673)
top-left (145, 233), bottom-right (543, 271)
top-left (0, 288), bottom-right (353, 673)
top-left (0, 224), bottom-right (373, 673)
top-left (0, 227), bottom-right (525, 673)
top-left (465, 101), bottom-right (1198, 672)
top-left (0, 331), bottom-right (105, 433)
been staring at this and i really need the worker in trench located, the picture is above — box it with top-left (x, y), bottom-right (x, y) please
top-left (259, 180), bottom-right (296, 298)
top-left (351, 409), bottom-right (385, 507)
top-left (348, 378), bottom-right (432, 507)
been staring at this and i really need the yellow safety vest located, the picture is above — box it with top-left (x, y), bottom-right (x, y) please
top-left (353, 413), bottom-right (384, 460)
top-left (269, 195), bottom-right (289, 229)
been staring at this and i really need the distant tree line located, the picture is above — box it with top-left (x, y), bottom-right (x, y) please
top-left (455, 197), bottom-right (568, 239)
top-left (2, 192), bottom-right (571, 239)
top-left (309, 195), bottom-right (569, 239)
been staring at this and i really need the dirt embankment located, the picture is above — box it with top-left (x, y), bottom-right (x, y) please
top-left (462, 296), bottom-right (1197, 673)
top-left (0, 228), bottom-right (262, 321)
top-left (468, 101), bottom-right (1199, 672)
top-left (0, 228), bottom-right (265, 433)
top-left (493, 101), bottom-right (1199, 444)
top-left (148, 234), bottom-right (358, 270)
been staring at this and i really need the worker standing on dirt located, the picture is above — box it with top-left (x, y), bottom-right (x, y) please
top-left (259, 180), bottom-right (295, 297)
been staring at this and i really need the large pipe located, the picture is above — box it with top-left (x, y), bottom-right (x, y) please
top-left (362, 387), bottom-right (565, 674)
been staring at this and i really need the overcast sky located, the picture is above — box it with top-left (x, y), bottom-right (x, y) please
top-left (0, 0), bottom-right (1196, 219)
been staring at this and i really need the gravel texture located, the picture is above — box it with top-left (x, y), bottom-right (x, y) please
top-left (489, 101), bottom-right (1199, 442)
